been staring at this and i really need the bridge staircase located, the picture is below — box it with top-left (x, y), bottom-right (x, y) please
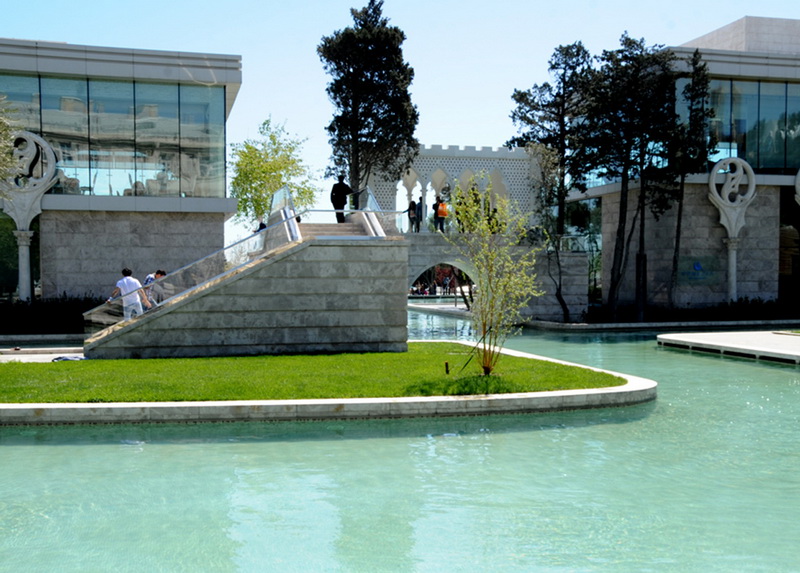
top-left (84, 190), bottom-right (407, 359)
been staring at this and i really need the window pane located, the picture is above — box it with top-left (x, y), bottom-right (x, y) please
top-left (40, 77), bottom-right (90, 195)
top-left (89, 80), bottom-right (135, 196)
top-left (179, 85), bottom-right (225, 198)
top-left (787, 83), bottom-right (800, 169)
top-left (0, 74), bottom-right (40, 132)
top-left (709, 79), bottom-right (732, 162)
top-left (758, 82), bottom-right (786, 169)
top-left (731, 80), bottom-right (759, 165)
top-left (135, 82), bottom-right (181, 196)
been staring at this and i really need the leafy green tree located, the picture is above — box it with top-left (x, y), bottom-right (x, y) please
top-left (527, 141), bottom-right (574, 322)
top-left (446, 175), bottom-right (541, 377)
top-left (667, 49), bottom-right (716, 308)
top-left (317, 0), bottom-right (419, 193)
top-left (583, 34), bottom-right (679, 320)
top-left (508, 41), bottom-right (592, 235)
top-left (229, 118), bottom-right (317, 225)
top-left (508, 43), bottom-right (592, 323)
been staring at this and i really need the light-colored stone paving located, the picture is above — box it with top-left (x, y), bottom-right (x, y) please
top-left (657, 331), bottom-right (800, 363)
top-left (0, 347), bottom-right (84, 363)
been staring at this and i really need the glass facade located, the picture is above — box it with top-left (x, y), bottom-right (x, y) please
top-left (708, 78), bottom-right (800, 173)
top-left (0, 73), bottom-right (226, 197)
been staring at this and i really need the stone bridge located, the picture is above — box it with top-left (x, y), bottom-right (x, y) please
top-left (404, 232), bottom-right (588, 323)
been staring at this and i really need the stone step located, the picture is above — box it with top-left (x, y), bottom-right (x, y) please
top-left (299, 223), bottom-right (364, 236)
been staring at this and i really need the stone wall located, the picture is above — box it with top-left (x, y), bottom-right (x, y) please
top-left (601, 182), bottom-right (780, 307)
top-left (525, 251), bottom-right (589, 322)
top-left (85, 238), bottom-right (409, 359)
top-left (39, 211), bottom-right (226, 299)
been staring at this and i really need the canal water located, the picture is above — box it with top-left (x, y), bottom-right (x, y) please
top-left (1, 312), bottom-right (798, 571)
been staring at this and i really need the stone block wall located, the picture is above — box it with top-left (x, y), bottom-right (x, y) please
top-left (524, 251), bottom-right (589, 322)
top-left (39, 211), bottom-right (226, 299)
top-left (601, 183), bottom-right (780, 307)
top-left (85, 238), bottom-right (409, 359)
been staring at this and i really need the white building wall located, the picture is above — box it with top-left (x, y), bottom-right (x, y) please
top-left (369, 145), bottom-right (535, 220)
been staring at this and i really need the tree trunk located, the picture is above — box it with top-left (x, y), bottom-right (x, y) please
top-left (549, 243), bottom-right (570, 323)
top-left (668, 174), bottom-right (686, 309)
top-left (607, 171), bottom-right (630, 321)
top-left (635, 181), bottom-right (647, 322)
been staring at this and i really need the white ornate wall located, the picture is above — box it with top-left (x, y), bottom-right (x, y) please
top-left (368, 145), bottom-right (535, 220)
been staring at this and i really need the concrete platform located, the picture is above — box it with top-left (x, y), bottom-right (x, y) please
top-left (0, 347), bottom-right (83, 363)
top-left (657, 331), bottom-right (800, 364)
top-left (0, 345), bottom-right (657, 425)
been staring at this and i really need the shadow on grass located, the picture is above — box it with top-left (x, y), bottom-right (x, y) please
top-left (404, 375), bottom-right (520, 397)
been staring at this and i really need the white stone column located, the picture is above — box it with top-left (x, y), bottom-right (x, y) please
top-left (723, 237), bottom-right (740, 302)
top-left (708, 158), bottom-right (756, 302)
top-left (12, 230), bottom-right (34, 301)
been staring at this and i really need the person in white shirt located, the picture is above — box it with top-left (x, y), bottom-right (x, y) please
top-left (107, 267), bottom-right (151, 320)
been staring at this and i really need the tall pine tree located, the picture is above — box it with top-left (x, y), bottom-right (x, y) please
top-left (318, 0), bottom-right (419, 194)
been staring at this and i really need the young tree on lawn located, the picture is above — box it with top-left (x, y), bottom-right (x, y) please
top-left (229, 118), bottom-right (318, 226)
top-left (445, 174), bottom-right (541, 377)
top-left (317, 0), bottom-right (419, 195)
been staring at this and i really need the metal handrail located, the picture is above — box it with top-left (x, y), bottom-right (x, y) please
top-left (84, 194), bottom-right (300, 334)
top-left (84, 187), bottom-right (412, 335)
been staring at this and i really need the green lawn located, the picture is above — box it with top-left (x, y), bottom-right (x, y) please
top-left (0, 342), bottom-right (624, 403)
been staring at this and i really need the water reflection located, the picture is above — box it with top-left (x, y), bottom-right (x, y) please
top-left (2, 310), bottom-right (800, 571)
top-left (408, 310), bottom-right (475, 341)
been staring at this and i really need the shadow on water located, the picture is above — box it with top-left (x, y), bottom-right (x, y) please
top-left (0, 399), bottom-right (657, 447)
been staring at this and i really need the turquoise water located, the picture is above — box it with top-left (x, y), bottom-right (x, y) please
top-left (1, 314), bottom-right (799, 571)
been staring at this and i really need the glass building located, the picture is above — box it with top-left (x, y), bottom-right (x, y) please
top-left (0, 37), bottom-right (241, 299)
top-left (705, 78), bottom-right (800, 173)
top-left (0, 74), bottom-right (226, 198)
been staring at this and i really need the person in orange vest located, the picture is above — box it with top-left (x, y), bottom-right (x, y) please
top-left (435, 196), bottom-right (448, 232)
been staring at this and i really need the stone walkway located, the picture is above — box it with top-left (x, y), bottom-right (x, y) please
top-left (0, 347), bottom-right (84, 363)
top-left (657, 330), bottom-right (800, 364)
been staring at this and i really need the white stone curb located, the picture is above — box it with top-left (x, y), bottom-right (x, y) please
top-left (0, 342), bottom-right (657, 425)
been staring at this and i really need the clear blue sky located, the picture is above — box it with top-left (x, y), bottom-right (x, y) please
top-left (4, 0), bottom-right (800, 235)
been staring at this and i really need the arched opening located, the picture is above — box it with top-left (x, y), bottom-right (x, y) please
top-left (409, 263), bottom-right (474, 308)
top-left (395, 171), bottom-right (422, 233)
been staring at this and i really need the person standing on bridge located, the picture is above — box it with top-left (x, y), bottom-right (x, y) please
top-left (407, 199), bottom-right (419, 233)
top-left (330, 174), bottom-right (352, 223)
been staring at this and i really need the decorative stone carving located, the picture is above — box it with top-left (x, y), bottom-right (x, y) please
top-left (707, 157), bottom-right (757, 239)
top-left (0, 131), bottom-right (59, 300)
top-left (707, 157), bottom-right (757, 302)
top-left (795, 168), bottom-right (800, 206)
top-left (0, 131), bottom-right (59, 230)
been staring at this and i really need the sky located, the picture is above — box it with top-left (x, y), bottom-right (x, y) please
top-left (4, 0), bottom-right (800, 237)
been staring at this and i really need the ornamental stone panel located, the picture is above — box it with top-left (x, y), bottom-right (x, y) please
top-left (368, 145), bottom-right (535, 221)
